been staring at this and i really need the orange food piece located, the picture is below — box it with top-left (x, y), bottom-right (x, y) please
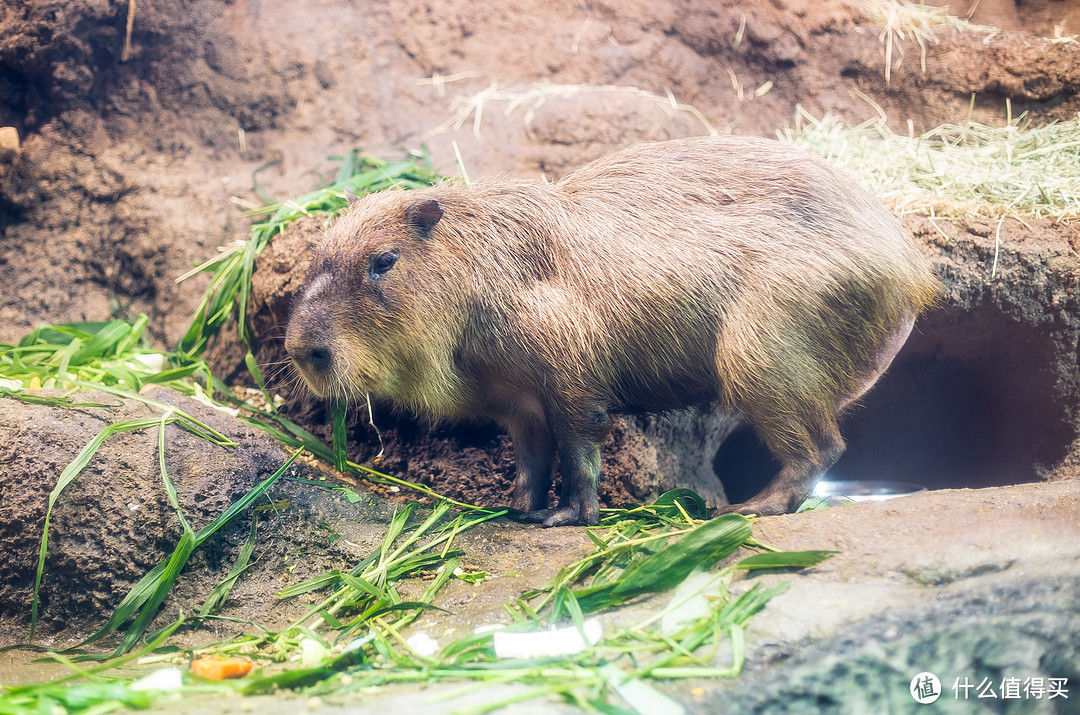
top-left (190, 656), bottom-right (253, 680)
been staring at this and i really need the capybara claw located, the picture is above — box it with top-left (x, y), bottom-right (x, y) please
top-left (518, 503), bottom-right (597, 527)
top-left (517, 508), bottom-right (554, 524)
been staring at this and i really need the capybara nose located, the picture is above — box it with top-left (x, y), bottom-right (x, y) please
top-left (285, 325), bottom-right (334, 376)
top-left (295, 345), bottom-right (332, 373)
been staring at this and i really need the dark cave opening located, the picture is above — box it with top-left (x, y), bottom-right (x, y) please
top-left (714, 303), bottom-right (1076, 502)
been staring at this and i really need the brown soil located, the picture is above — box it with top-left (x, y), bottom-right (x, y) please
top-left (3, 0), bottom-right (1080, 345)
top-left (1, 0), bottom-right (1080, 654)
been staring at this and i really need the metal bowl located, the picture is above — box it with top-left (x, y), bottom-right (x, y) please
top-left (811, 479), bottom-right (927, 502)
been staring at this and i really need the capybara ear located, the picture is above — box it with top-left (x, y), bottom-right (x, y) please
top-left (344, 186), bottom-right (360, 206)
top-left (406, 198), bottom-right (444, 237)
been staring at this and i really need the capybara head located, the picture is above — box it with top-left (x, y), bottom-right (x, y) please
top-left (284, 188), bottom-right (467, 416)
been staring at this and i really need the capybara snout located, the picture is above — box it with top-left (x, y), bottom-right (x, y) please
top-left (284, 283), bottom-right (342, 395)
top-left (286, 136), bottom-right (939, 526)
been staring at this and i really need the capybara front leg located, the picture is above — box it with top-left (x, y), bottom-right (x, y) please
top-left (506, 413), bottom-right (556, 513)
top-left (518, 439), bottom-right (601, 526)
top-left (519, 408), bottom-right (606, 527)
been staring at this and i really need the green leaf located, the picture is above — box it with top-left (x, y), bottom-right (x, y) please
top-left (575, 514), bottom-right (753, 613)
top-left (734, 550), bottom-right (836, 570)
top-left (651, 489), bottom-right (708, 520)
top-left (334, 487), bottom-right (364, 504)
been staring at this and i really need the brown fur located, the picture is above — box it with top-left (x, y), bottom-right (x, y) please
top-left (285, 136), bottom-right (939, 526)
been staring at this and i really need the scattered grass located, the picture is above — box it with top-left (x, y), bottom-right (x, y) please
top-left (46, 493), bottom-right (823, 715)
top-left (782, 107), bottom-right (1080, 222)
top-left (0, 146), bottom-right (836, 714)
top-left (421, 81), bottom-right (719, 142)
top-left (860, 0), bottom-right (999, 85)
top-left (2, 475), bottom-right (830, 714)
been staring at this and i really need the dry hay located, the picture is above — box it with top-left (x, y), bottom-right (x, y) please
top-left (782, 107), bottom-right (1080, 222)
top-left (857, 0), bottom-right (1000, 84)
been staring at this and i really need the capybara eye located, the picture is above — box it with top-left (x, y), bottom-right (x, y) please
top-left (371, 250), bottom-right (399, 277)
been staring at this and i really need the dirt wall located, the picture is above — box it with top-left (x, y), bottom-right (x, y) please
top-left (2, 0), bottom-right (1080, 510)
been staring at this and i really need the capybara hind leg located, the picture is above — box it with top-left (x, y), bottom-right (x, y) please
top-left (837, 311), bottom-right (915, 411)
top-left (506, 413), bottom-right (556, 513)
top-left (729, 429), bottom-right (845, 516)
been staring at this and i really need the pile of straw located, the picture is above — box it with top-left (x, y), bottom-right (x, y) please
top-left (782, 108), bottom-right (1080, 222)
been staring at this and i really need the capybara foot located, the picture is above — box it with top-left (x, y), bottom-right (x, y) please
top-left (519, 501), bottom-right (599, 527)
top-left (720, 490), bottom-right (806, 517)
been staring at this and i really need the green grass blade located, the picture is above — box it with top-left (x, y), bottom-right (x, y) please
top-left (55, 337), bottom-right (80, 376)
top-left (0, 390), bottom-right (116, 409)
top-left (332, 401), bottom-right (348, 471)
top-left (70, 320), bottom-right (131, 364)
top-left (30, 416), bottom-right (176, 641)
top-left (75, 561), bottom-right (173, 649)
top-left (198, 515), bottom-right (259, 617)
top-left (192, 450), bottom-right (300, 544)
top-left (605, 666), bottom-right (686, 715)
top-left (335, 148), bottom-right (360, 184)
top-left (67, 381), bottom-right (235, 447)
top-left (378, 503), bottom-right (419, 570)
top-left (244, 351), bottom-right (275, 413)
top-left (114, 314), bottom-right (149, 356)
top-left (157, 410), bottom-right (192, 533)
top-left (141, 364), bottom-right (203, 385)
top-left (276, 570), bottom-right (346, 599)
top-left (339, 572), bottom-right (387, 601)
top-left (734, 550), bottom-right (836, 570)
top-left (114, 529), bottom-right (195, 655)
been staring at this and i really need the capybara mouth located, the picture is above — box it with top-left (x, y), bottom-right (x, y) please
top-left (292, 367), bottom-right (333, 399)
top-left (298, 370), bottom-right (377, 404)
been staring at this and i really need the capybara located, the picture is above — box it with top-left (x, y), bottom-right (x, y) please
top-left (285, 136), bottom-right (939, 526)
